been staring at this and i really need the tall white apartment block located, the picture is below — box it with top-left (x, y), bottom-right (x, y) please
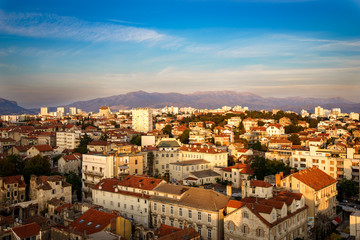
top-left (40, 107), bottom-right (48, 116)
top-left (57, 107), bottom-right (66, 117)
top-left (131, 108), bottom-right (153, 133)
top-left (314, 106), bottom-right (324, 117)
top-left (56, 132), bottom-right (80, 150)
top-left (69, 107), bottom-right (77, 115)
top-left (350, 112), bottom-right (360, 121)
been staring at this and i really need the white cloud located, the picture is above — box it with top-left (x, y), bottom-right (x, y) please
top-left (0, 10), bottom-right (167, 43)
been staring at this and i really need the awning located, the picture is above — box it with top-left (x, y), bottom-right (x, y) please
top-left (332, 217), bottom-right (341, 225)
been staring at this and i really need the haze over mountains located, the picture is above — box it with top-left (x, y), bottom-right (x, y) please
top-left (1, 91), bottom-right (360, 115)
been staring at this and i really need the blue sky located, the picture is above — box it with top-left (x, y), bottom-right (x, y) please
top-left (0, 0), bottom-right (360, 108)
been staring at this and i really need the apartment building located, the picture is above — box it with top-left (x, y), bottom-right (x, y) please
top-left (132, 108), bottom-right (153, 133)
top-left (278, 167), bottom-right (337, 226)
top-left (153, 138), bottom-right (181, 176)
top-left (82, 153), bottom-right (114, 200)
top-left (92, 176), bottom-right (164, 228)
top-left (0, 175), bottom-right (26, 206)
top-left (220, 164), bottom-right (253, 188)
top-left (58, 153), bottom-right (82, 175)
top-left (150, 184), bottom-right (230, 240)
top-left (180, 145), bottom-right (228, 168)
top-left (56, 131), bottom-right (80, 150)
top-left (169, 159), bottom-right (211, 183)
top-left (224, 190), bottom-right (308, 240)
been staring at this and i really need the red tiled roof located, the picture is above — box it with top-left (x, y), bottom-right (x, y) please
top-left (227, 200), bottom-right (246, 209)
top-left (250, 180), bottom-right (272, 188)
top-left (292, 167), bottom-right (337, 191)
top-left (55, 203), bottom-right (73, 213)
top-left (88, 140), bottom-right (108, 146)
top-left (12, 222), bottom-right (41, 238)
top-left (69, 208), bottom-right (116, 235)
top-left (0, 138), bottom-right (15, 142)
top-left (93, 176), bottom-right (163, 192)
top-left (158, 226), bottom-right (200, 240)
top-left (33, 144), bottom-right (53, 152)
top-left (62, 153), bottom-right (82, 162)
top-left (1, 175), bottom-right (26, 188)
top-left (156, 224), bottom-right (181, 237)
top-left (269, 139), bottom-right (292, 144)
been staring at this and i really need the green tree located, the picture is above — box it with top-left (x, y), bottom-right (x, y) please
top-left (285, 124), bottom-right (304, 134)
top-left (74, 134), bottom-right (93, 154)
top-left (0, 158), bottom-right (16, 177)
top-left (288, 134), bottom-right (301, 145)
top-left (251, 156), bottom-right (294, 180)
top-left (131, 135), bottom-right (142, 146)
top-left (23, 155), bottom-right (52, 182)
top-left (100, 134), bottom-right (109, 141)
top-left (339, 179), bottom-right (359, 198)
top-left (162, 125), bottom-right (173, 137)
top-left (178, 129), bottom-right (190, 144)
top-left (65, 171), bottom-right (82, 201)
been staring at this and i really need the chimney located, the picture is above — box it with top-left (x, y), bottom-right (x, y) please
top-left (226, 184), bottom-right (232, 197)
top-left (280, 172), bottom-right (283, 178)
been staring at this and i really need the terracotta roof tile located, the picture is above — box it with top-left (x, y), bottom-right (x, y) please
top-left (69, 208), bottom-right (117, 235)
top-left (250, 180), bottom-right (272, 188)
top-left (291, 167), bottom-right (337, 191)
top-left (12, 222), bottom-right (41, 239)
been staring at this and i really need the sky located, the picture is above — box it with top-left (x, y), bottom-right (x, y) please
top-left (0, 0), bottom-right (360, 108)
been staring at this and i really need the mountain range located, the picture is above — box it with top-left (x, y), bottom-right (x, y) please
top-left (1, 91), bottom-right (360, 115)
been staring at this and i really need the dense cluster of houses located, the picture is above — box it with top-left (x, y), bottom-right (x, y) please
top-left (0, 105), bottom-right (359, 239)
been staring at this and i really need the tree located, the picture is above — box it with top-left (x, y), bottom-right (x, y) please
top-left (251, 156), bottom-right (294, 180)
top-left (0, 158), bottom-right (16, 177)
top-left (310, 213), bottom-right (332, 240)
top-left (257, 120), bottom-right (265, 127)
top-left (288, 134), bottom-right (301, 145)
top-left (100, 134), bottom-right (109, 141)
top-left (74, 134), bottom-right (93, 154)
top-left (131, 135), bottom-right (142, 146)
top-left (285, 124), bottom-right (304, 134)
top-left (162, 125), bottom-right (173, 137)
top-left (23, 155), bottom-right (52, 182)
top-left (65, 171), bottom-right (82, 201)
top-left (178, 129), bottom-right (190, 144)
top-left (339, 179), bottom-right (359, 198)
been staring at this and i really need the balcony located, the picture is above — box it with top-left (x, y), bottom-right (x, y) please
top-left (352, 172), bottom-right (359, 177)
top-left (83, 169), bottom-right (104, 177)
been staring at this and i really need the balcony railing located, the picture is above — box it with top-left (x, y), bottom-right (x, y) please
top-left (83, 169), bottom-right (104, 177)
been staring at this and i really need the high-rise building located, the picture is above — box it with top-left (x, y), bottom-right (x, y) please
top-left (57, 107), bottom-right (65, 117)
top-left (332, 108), bottom-right (341, 116)
top-left (40, 107), bottom-right (48, 116)
top-left (131, 108), bottom-right (153, 133)
top-left (314, 106), bottom-right (324, 117)
top-left (69, 107), bottom-right (77, 115)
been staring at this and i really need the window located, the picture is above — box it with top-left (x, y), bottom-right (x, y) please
top-left (242, 212), bottom-right (248, 219)
top-left (124, 204), bottom-right (127, 209)
top-left (171, 206), bottom-right (174, 214)
top-left (179, 222), bottom-right (183, 229)
top-left (197, 226), bottom-right (202, 235)
top-left (170, 220), bottom-right (174, 227)
top-left (79, 219), bottom-right (85, 223)
top-left (198, 212), bottom-right (202, 220)
top-left (13, 191), bottom-right (17, 197)
top-left (162, 218), bottom-right (165, 224)
top-left (188, 209), bottom-right (192, 218)
top-left (135, 160), bottom-right (138, 164)
top-left (52, 189), bottom-right (56, 194)
top-left (162, 205), bottom-right (165, 213)
top-left (131, 205), bottom-right (134, 210)
top-left (257, 228), bottom-right (263, 237)
top-left (95, 224), bottom-right (101, 229)
top-left (208, 214), bottom-right (211, 223)
top-left (179, 208), bottom-right (182, 216)
top-left (87, 221), bottom-right (93, 226)
top-left (207, 229), bottom-right (212, 238)
top-left (118, 202), bottom-right (120, 207)
top-left (243, 225), bottom-right (248, 234)
top-left (154, 203), bottom-right (157, 211)
top-left (110, 201), bottom-right (114, 206)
